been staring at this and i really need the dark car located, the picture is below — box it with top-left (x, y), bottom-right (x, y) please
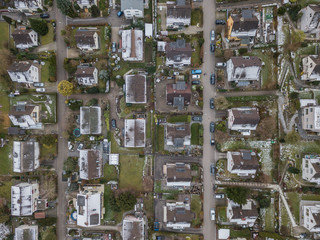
top-left (210, 139), bottom-right (215, 145)
top-left (216, 19), bottom-right (226, 25)
top-left (210, 74), bottom-right (215, 85)
top-left (210, 122), bottom-right (215, 133)
top-left (210, 164), bottom-right (215, 175)
top-left (40, 13), bottom-right (50, 18)
top-left (111, 119), bottom-right (116, 128)
top-left (210, 43), bottom-right (215, 53)
top-left (192, 80), bottom-right (201, 85)
top-left (192, 116), bottom-right (202, 122)
top-left (210, 98), bottom-right (215, 109)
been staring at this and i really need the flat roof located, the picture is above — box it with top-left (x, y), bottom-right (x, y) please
top-left (124, 119), bottom-right (146, 148)
top-left (80, 106), bottom-right (102, 134)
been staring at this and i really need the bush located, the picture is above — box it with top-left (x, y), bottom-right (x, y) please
top-left (29, 18), bottom-right (48, 36)
top-left (87, 86), bottom-right (100, 94)
top-left (67, 99), bottom-right (83, 111)
top-left (255, 192), bottom-right (271, 208)
top-left (37, 217), bottom-right (57, 227)
top-left (90, 5), bottom-right (100, 17)
top-left (63, 157), bottom-right (78, 174)
top-left (277, 6), bottom-right (286, 16)
top-left (88, 98), bottom-right (98, 106)
top-left (288, 166), bottom-right (300, 174)
top-left (110, 192), bottom-right (136, 212)
top-left (285, 130), bottom-right (300, 144)
top-left (288, 4), bottom-right (302, 22)
top-left (226, 187), bottom-right (250, 205)
top-left (238, 48), bottom-right (248, 55)
top-left (216, 121), bottom-right (227, 132)
top-left (41, 134), bottom-right (57, 146)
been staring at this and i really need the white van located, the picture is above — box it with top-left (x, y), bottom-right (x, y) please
top-left (216, 62), bottom-right (226, 68)
top-left (192, 74), bottom-right (201, 79)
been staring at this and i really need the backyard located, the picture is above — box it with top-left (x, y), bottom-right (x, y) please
top-left (119, 154), bottom-right (144, 191)
top-left (0, 144), bottom-right (12, 175)
top-left (41, 24), bottom-right (55, 45)
top-left (0, 22), bottom-right (9, 49)
top-left (103, 164), bottom-right (118, 182)
top-left (0, 94), bottom-right (10, 134)
top-left (191, 194), bottom-right (202, 227)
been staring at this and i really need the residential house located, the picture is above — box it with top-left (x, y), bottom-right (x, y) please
top-left (165, 39), bottom-right (192, 68)
top-left (227, 199), bottom-right (258, 227)
top-left (8, 61), bottom-right (40, 83)
top-left (163, 194), bottom-right (195, 229)
top-left (8, 127), bottom-right (26, 136)
top-left (75, 65), bottom-right (98, 86)
top-left (302, 155), bottom-right (320, 184)
top-left (164, 163), bottom-right (191, 188)
top-left (14, 0), bottom-right (43, 12)
top-left (299, 5), bottom-right (320, 37)
top-left (76, 184), bottom-right (104, 227)
top-left (12, 27), bottom-right (38, 50)
top-left (227, 150), bottom-right (259, 176)
top-left (145, 23), bottom-right (153, 38)
top-left (301, 105), bottom-right (320, 133)
top-left (13, 141), bottom-right (40, 173)
top-left (301, 55), bottom-right (320, 81)
top-left (227, 107), bottom-right (260, 135)
top-left (76, 0), bottom-right (97, 9)
top-left (75, 29), bottom-right (100, 51)
top-left (9, 104), bottom-right (41, 129)
top-left (80, 106), bottom-right (102, 135)
top-left (227, 9), bottom-right (259, 45)
top-left (120, 0), bottom-right (144, 19)
top-left (166, 0), bottom-right (191, 29)
top-left (79, 149), bottom-right (102, 180)
top-left (166, 81), bottom-right (192, 110)
top-left (157, 41), bottom-right (166, 52)
top-left (121, 29), bottom-right (144, 61)
top-left (122, 215), bottom-right (145, 240)
top-left (14, 225), bottom-right (38, 240)
top-left (124, 119), bottom-right (146, 148)
top-left (11, 182), bottom-right (39, 216)
top-left (226, 56), bottom-right (262, 85)
top-left (300, 200), bottom-right (320, 233)
top-left (165, 122), bottom-right (191, 148)
top-left (125, 74), bottom-right (147, 104)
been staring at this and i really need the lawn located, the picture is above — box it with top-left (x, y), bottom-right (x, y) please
top-left (146, 112), bottom-right (152, 139)
top-left (110, 135), bottom-right (144, 154)
top-left (0, 144), bottom-right (12, 175)
top-left (217, 206), bottom-right (227, 222)
top-left (104, 186), bottom-right (115, 221)
top-left (287, 192), bottom-right (300, 223)
top-left (41, 60), bottom-right (50, 83)
top-left (103, 164), bottom-right (118, 182)
top-left (191, 123), bottom-right (203, 145)
top-left (155, 125), bottom-right (164, 153)
top-left (40, 142), bottom-right (57, 160)
top-left (0, 181), bottom-right (12, 201)
top-left (119, 154), bottom-right (144, 191)
top-left (145, 41), bottom-right (153, 63)
top-left (0, 22), bottom-right (9, 49)
top-left (41, 24), bottom-right (54, 45)
top-left (302, 194), bottom-right (320, 201)
top-left (191, 195), bottom-right (202, 227)
top-left (191, 8), bottom-right (203, 27)
top-left (230, 229), bottom-right (251, 238)
top-left (0, 94), bottom-right (10, 134)
top-left (264, 204), bottom-right (275, 232)
top-left (167, 115), bottom-right (190, 123)
top-left (191, 37), bottom-right (202, 67)
top-left (226, 95), bottom-right (276, 102)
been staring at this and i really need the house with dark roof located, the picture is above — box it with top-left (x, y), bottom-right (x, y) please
top-left (8, 61), bottom-right (40, 83)
top-left (226, 56), bottom-right (262, 85)
top-left (124, 119), bottom-right (146, 148)
top-left (76, 0), bottom-right (97, 9)
top-left (299, 5), bottom-right (320, 37)
top-left (227, 199), bottom-right (258, 227)
top-left (165, 122), bottom-right (191, 148)
top-left (12, 27), bottom-right (38, 49)
top-left (78, 149), bottom-right (102, 180)
top-left (125, 74), bottom-right (147, 104)
top-left (302, 155), bottom-right (320, 184)
top-left (8, 127), bottom-right (26, 136)
top-left (13, 141), bottom-right (40, 173)
top-left (80, 106), bottom-right (102, 135)
top-left (300, 200), bottom-right (320, 233)
top-left (121, 29), bottom-right (144, 61)
top-left (227, 9), bottom-right (259, 45)
top-left (75, 65), bottom-right (98, 86)
top-left (164, 163), bottom-right (191, 188)
top-left (166, 0), bottom-right (191, 29)
top-left (75, 28), bottom-right (100, 51)
top-left (122, 215), bottom-right (145, 240)
top-left (301, 55), bottom-right (320, 81)
top-left (227, 107), bottom-right (260, 135)
top-left (121, 0), bottom-right (144, 19)
top-left (14, 0), bottom-right (43, 12)
top-left (165, 39), bottom-right (192, 68)
top-left (9, 104), bottom-right (41, 129)
top-left (227, 150), bottom-right (259, 176)
top-left (166, 81), bottom-right (191, 110)
top-left (14, 225), bottom-right (38, 240)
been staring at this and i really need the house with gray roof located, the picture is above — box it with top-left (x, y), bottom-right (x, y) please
top-left (76, 0), bottom-right (97, 9)
top-left (165, 122), bottom-right (191, 148)
top-left (75, 28), bottom-right (100, 51)
top-left (302, 155), bottom-right (320, 184)
top-left (165, 39), bottom-right (192, 68)
top-left (124, 119), bottom-right (146, 148)
top-left (227, 107), bottom-right (260, 135)
top-left (166, 0), bottom-right (191, 29)
top-left (227, 199), bottom-right (258, 227)
top-left (121, 29), bottom-right (144, 61)
top-left (164, 163), bottom-right (192, 188)
top-left (9, 104), bottom-right (41, 129)
top-left (13, 141), bottom-right (40, 173)
top-left (300, 200), bottom-right (320, 233)
top-left (8, 61), bottom-right (40, 83)
top-left (80, 106), bottom-right (102, 135)
top-left (301, 55), bottom-right (320, 81)
top-left (12, 27), bottom-right (38, 50)
top-left (166, 81), bottom-right (191, 110)
top-left (299, 5), bottom-right (320, 37)
top-left (121, 0), bottom-right (144, 19)
top-left (227, 150), bottom-right (259, 176)
top-left (79, 149), bottom-right (102, 180)
top-left (75, 65), bottom-right (98, 86)
top-left (122, 215), bottom-right (145, 240)
top-left (14, 225), bottom-right (38, 240)
top-left (125, 74), bottom-right (147, 104)
top-left (14, 0), bottom-right (43, 12)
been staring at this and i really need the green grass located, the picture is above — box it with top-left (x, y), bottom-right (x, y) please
top-left (41, 24), bottom-right (54, 45)
top-left (103, 164), bottom-right (118, 182)
top-left (0, 144), bottom-right (12, 175)
top-left (104, 186), bottom-right (115, 221)
top-left (226, 95), bottom-right (276, 102)
top-left (110, 135), bottom-right (144, 154)
top-left (191, 37), bottom-right (201, 67)
top-left (156, 125), bottom-right (164, 153)
top-left (230, 228), bottom-right (251, 238)
top-left (191, 8), bottom-right (203, 27)
top-left (191, 195), bottom-right (202, 227)
top-left (145, 41), bottom-right (153, 63)
top-left (41, 60), bottom-right (50, 82)
top-left (119, 155), bottom-right (144, 191)
top-left (302, 194), bottom-right (320, 201)
top-left (40, 142), bottom-right (57, 160)
top-left (146, 112), bottom-right (151, 139)
top-left (191, 123), bottom-right (202, 145)
top-left (0, 22), bottom-right (9, 49)
top-left (287, 192), bottom-right (300, 223)
top-left (167, 115), bottom-right (190, 123)
top-left (264, 204), bottom-right (275, 232)
top-left (217, 206), bottom-right (227, 222)
top-left (0, 94), bottom-right (10, 134)
top-left (0, 181), bottom-right (12, 201)
top-left (144, 0), bottom-right (152, 23)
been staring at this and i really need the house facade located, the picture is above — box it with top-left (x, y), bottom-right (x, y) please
top-left (121, 0), bottom-right (144, 19)
top-left (300, 201), bottom-right (320, 233)
top-left (75, 65), bottom-right (98, 86)
top-left (227, 150), bottom-right (259, 176)
top-left (13, 141), bottom-right (40, 173)
top-left (121, 29), bottom-right (144, 61)
top-left (12, 28), bottom-right (38, 49)
top-left (166, 0), bottom-right (191, 29)
top-left (302, 155), bottom-right (320, 184)
top-left (301, 55), bottom-right (320, 81)
top-left (301, 105), bottom-right (320, 133)
top-left (227, 199), bottom-right (258, 227)
top-left (164, 163), bottom-right (191, 188)
top-left (125, 74), bottom-right (147, 104)
top-left (227, 107), bottom-right (260, 135)
top-left (166, 81), bottom-right (191, 110)
top-left (165, 39), bottom-right (192, 68)
top-left (76, 0), bottom-right (97, 9)
top-left (14, 0), bottom-right (43, 12)
top-left (78, 149), bottom-right (102, 180)
top-left (75, 29), bottom-right (100, 51)
top-left (9, 104), bottom-right (41, 129)
top-left (299, 5), bottom-right (320, 37)
top-left (8, 61), bottom-right (40, 83)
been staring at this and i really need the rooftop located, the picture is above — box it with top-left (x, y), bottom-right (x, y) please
top-left (79, 149), bottom-right (102, 180)
top-left (231, 10), bottom-right (259, 32)
top-left (13, 141), bottom-right (40, 173)
top-left (15, 225), bottom-right (38, 240)
top-left (229, 107), bottom-right (260, 125)
top-left (165, 39), bottom-right (192, 62)
top-left (125, 74), bottom-right (147, 104)
top-left (80, 106), bottom-right (102, 134)
top-left (75, 65), bottom-right (96, 78)
top-left (122, 215), bottom-right (145, 240)
top-left (122, 29), bottom-right (143, 61)
top-left (229, 199), bottom-right (258, 219)
top-left (124, 119), bottom-right (146, 148)
top-left (12, 28), bottom-right (35, 45)
top-left (166, 163), bottom-right (192, 183)
top-left (75, 29), bottom-right (98, 48)
top-left (121, 0), bottom-right (143, 12)
top-left (229, 150), bottom-right (259, 171)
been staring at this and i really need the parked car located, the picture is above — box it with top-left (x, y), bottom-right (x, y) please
top-left (40, 13), bottom-right (50, 18)
top-left (216, 62), bottom-right (227, 68)
top-left (216, 19), bottom-right (226, 25)
top-left (210, 98), bottom-right (215, 109)
top-left (111, 42), bottom-right (117, 52)
top-left (210, 30), bottom-right (215, 41)
top-left (210, 164), bottom-right (215, 175)
top-left (191, 69), bottom-right (202, 75)
top-left (210, 122), bottom-right (215, 133)
top-left (36, 88), bottom-right (45, 92)
top-left (210, 74), bottom-right (215, 85)
top-left (210, 138), bottom-right (215, 145)
top-left (215, 193), bottom-right (225, 199)
top-left (192, 115), bottom-right (202, 122)
top-left (33, 82), bottom-right (44, 87)
top-left (210, 43), bottom-right (215, 53)
top-left (192, 74), bottom-right (201, 79)
top-left (117, 11), bottom-right (123, 17)
top-left (210, 209), bottom-right (216, 221)
top-left (77, 143), bottom-right (83, 150)
top-left (192, 80), bottom-right (201, 85)
top-left (111, 119), bottom-right (116, 128)
top-left (154, 222), bottom-right (160, 231)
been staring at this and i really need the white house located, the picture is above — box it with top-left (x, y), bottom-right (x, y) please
top-left (78, 149), bottom-right (102, 180)
top-left (227, 199), bottom-right (258, 227)
top-left (80, 106), bottom-right (102, 135)
top-left (165, 39), bottom-right (192, 68)
top-left (164, 163), bottom-right (191, 188)
top-left (227, 107), bottom-right (260, 135)
top-left (8, 61), bottom-right (40, 83)
top-left (300, 201), bottom-right (320, 233)
top-left (15, 225), bottom-right (38, 240)
top-left (9, 104), bottom-right (41, 129)
top-left (121, 29), bottom-right (144, 61)
top-left (122, 215), bottom-right (145, 240)
top-left (166, 0), bottom-right (191, 29)
top-left (76, 0), bottom-right (97, 9)
top-left (120, 0), bottom-right (144, 20)
top-left (124, 119), bottom-right (146, 148)
top-left (11, 182), bottom-right (39, 216)
top-left (299, 5), bottom-right (320, 37)
top-left (301, 105), bottom-right (320, 133)
top-left (165, 123), bottom-right (191, 148)
top-left (125, 74), bottom-right (147, 104)
top-left (76, 185), bottom-right (104, 227)
top-left (302, 155), bottom-right (320, 184)
top-left (226, 56), bottom-right (262, 83)
top-left (14, 0), bottom-right (43, 12)
top-left (12, 28), bottom-right (38, 50)
top-left (75, 65), bottom-right (98, 86)
top-left (227, 150), bottom-right (259, 176)
top-left (301, 55), bottom-right (320, 81)
top-left (75, 29), bottom-right (100, 51)
top-left (13, 141), bottom-right (40, 173)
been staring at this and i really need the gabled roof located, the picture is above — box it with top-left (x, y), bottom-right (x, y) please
top-left (12, 29), bottom-right (35, 45)
top-left (124, 119), bottom-right (146, 147)
top-left (165, 39), bottom-right (192, 61)
top-left (166, 122), bottom-right (191, 139)
top-left (229, 150), bottom-right (259, 171)
top-left (8, 61), bottom-right (34, 73)
top-left (125, 75), bottom-right (147, 104)
top-left (13, 141), bottom-right (40, 173)
top-left (79, 149), bottom-right (102, 180)
top-left (75, 65), bottom-right (96, 78)
top-left (230, 56), bottom-right (262, 68)
top-left (309, 4), bottom-right (320, 12)
top-left (167, 0), bottom-right (191, 20)
top-left (9, 105), bottom-right (35, 117)
top-left (230, 199), bottom-right (258, 219)
top-left (166, 163), bottom-right (191, 182)
top-left (80, 106), bottom-right (101, 134)
top-left (310, 56), bottom-right (320, 74)
top-left (75, 30), bottom-right (98, 47)
top-left (230, 108), bottom-right (260, 125)
top-left (121, 0), bottom-right (143, 12)
top-left (231, 10), bottom-right (259, 32)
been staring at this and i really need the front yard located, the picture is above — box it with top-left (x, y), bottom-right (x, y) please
top-left (0, 144), bottom-right (12, 175)
top-left (0, 94), bottom-right (10, 134)
top-left (119, 154), bottom-right (144, 191)
top-left (41, 23), bottom-right (55, 45)
top-left (191, 8), bottom-right (203, 27)
top-left (191, 194), bottom-right (202, 227)
top-left (0, 22), bottom-right (9, 49)
top-left (191, 123), bottom-right (203, 145)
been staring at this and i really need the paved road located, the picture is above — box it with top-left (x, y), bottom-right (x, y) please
top-left (217, 90), bottom-right (278, 97)
top-left (202, 0), bottom-right (217, 239)
top-left (216, 0), bottom-right (277, 10)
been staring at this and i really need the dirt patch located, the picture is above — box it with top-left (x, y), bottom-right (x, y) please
top-left (40, 173), bottom-right (57, 200)
top-left (143, 176), bottom-right (153, 192)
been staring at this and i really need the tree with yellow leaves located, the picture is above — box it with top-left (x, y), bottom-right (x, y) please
top-left (57, 80), bottom-right (73, 96)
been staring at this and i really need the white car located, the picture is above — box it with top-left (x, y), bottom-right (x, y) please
top-left (215, 193), bottom-right (225, 199)
top-left (210, 30), bottom-right (215, 41)
top-left (192, 74), bottom-right (201, 79)
top-left (36, 88), bottom-right (45, 92)
top-left (210, 209), bottom-right (215, 221)
top-left (216, 62), bottom-right (226, 68)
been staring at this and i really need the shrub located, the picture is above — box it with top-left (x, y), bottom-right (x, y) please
top-left (87, 86), bottom-right (99, 94)
top-left (277, 6), bottom-right (286, 16)
top-left (90, 5), bottom-right (100, 17)
top-left (238, 48), bottom-right (248, 55)
top-left (29, 18), bottom-right (48, 36)
top-left (288, 166), bottom-right (300, 174)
